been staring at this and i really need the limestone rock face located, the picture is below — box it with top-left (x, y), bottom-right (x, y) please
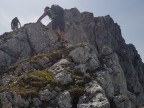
top-left (0, 23), bottom-right (60, 73)
top-left (69, 44), bottom-right (100, 71)
top-left (77, 81), bottom-right (110, 108)
top-left (57, 91), bottom-right (72, 108)
top-left (50, 59), bottom-right (73, 85)
top-left (0, 8), bottom-right (144, 108)
top-left (0, 92), bottom-right (29, 108)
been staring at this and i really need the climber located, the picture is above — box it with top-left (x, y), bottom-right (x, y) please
top-left (37, 5), bottom-right (65, 48)
top-left (11, 17), bottom-right (21, 31)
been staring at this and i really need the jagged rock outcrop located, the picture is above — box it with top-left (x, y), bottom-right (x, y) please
top-left (0, 8), bottom-right (144, 108)
top-left (77, 81), bottom-right (110, 108)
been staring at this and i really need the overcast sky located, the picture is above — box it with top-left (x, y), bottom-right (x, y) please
top-left (0, 0), bottom-right (144, 61)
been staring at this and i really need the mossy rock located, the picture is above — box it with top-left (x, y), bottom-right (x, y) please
top-left (23, 70), bottom-right (54, 82)
top-left (6, 47), bottom-right (75, 74)
top-left (30, 47), bottom-right (74, 64)
top-left (8, 70), bottom-right (56, 97)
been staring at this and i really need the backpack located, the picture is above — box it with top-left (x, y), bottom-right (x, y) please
top-left (51, 5), bottom-right (64, 17)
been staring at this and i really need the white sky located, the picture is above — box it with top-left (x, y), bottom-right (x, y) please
top-left (0, 0), bottom-right (144, 61)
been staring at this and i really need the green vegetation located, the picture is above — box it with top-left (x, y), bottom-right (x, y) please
top-left (8, 70), bottom-right (55, 97)
top-left (5, 46), bottom-right (92, 102)
top-left (5, 47), bottom-right (77, 98)
top-left (7, 47), bottom-right (75, 73)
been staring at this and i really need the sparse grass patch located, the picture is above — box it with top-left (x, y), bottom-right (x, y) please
top-left (30, 47), bottom-right (75, 64)
top-left (8, 70), bottom-right (56, 97)
top-left (6, 58), bottom-right (29, 73)
top-left (6, 47), bottom-right (75, 74)
top-left (68, 87), bottom-right (85, 99)
top-left (9, 84), bottom-right (37, 97)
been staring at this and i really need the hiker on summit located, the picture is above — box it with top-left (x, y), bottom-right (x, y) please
top-left (37, 5), bottom-right (65, 48)
top-left (11, 17), bottom-right (21, 31)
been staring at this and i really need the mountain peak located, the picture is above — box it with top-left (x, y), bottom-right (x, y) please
top-left (0, 8), bottom-right (144, 108)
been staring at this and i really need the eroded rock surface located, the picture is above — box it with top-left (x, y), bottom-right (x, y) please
top-left (0, 8), bottom-right (144, 108)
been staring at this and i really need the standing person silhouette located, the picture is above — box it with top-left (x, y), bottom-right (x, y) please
top-left (11, 17), bottom-right (21, 31)
top-left (37, 5), bottom-right (65, 48)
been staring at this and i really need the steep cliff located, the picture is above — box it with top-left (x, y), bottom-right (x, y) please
top-left (0, 8), bottom-right (144, 108)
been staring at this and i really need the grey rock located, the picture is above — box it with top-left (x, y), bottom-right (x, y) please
top-left (13, 92), bottom-right (29, 108)
top-left (96, 70), bottom-right (114, 99)
top-left (101, 45), bottom-right (113, 56)
top-left (50, 59), bottom-right (72, 85)
top-left (55, 71), bottom-right (72, 85)
top-left (0, 23), bottom-right (60, 73)
top-left (69, 46), bottom-right (90, 64)
top-left (57, 91), bottom-right (72, 108)
top-left (38, 89), bottom-right (56, 101)
top-left (69, 44), bottom-right (99, 71)
top-left (1, 75), bottom-right (14, 87)
top-left (0, 8), bottom-right (144, 108)
top-left (75, 64), bottom-right (87, 74)
top-left (0, 92), bottom-right (12, 108)
top-left (78, 81), bottom-right (110, 108)
top-left (32, 98), bottom-right (42, 107)
top-left (0, 92), bottom-right (29, 108)
top-left (113, 95), bottom-right (135, 108)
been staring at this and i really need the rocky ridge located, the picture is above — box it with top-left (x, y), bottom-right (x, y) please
top-left (0, 8), bottom-right (144, 108)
